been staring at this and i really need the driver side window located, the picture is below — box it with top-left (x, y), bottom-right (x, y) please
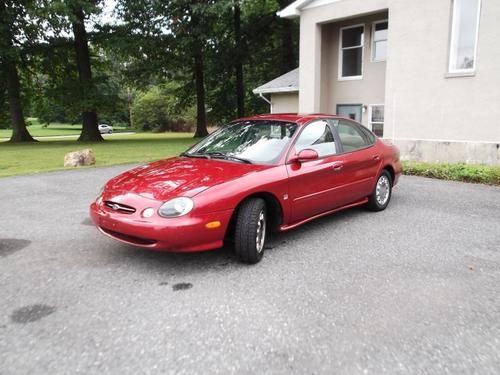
top-left (294, 120), bottom-right (336, 157)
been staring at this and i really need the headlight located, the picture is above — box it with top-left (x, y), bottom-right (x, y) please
top-left (158, 197), bottom-right (194, 218)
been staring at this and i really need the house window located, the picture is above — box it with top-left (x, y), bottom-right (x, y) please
top-left (369, 105), bottom-right (384, 137)
top-left (449, 0), bottom-right (481, 73)
top-left (372, 20), bottom-right (388, 62)
top-left (339, 25), bottom-right (364, 79)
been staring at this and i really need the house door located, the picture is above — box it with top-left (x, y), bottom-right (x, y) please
top-left (337, 104), bottom-right (362, 122)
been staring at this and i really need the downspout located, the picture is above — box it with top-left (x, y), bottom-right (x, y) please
top-left (258, 92), bottom-right (272, 105)
top-left (258, 92), bottom-right (273, 113)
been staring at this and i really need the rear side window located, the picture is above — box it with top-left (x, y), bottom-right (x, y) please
top-left (336, 121), bottom-right (371, 152)
top-left (359, 126), bottom-right (376, 144)
top-left (294, 120), bottom-right (336, 157)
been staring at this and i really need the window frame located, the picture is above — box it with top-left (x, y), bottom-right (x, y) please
top-left (371, 20), bottom-right (388, 62)
top-left (338, 24), bottom-right (365, 81)
top-left (289, 119), bottom-right (339, 160)
top-left (448, 0), bottom-right (482, 74)
top-left (368, 104), bottom-right (384, 137)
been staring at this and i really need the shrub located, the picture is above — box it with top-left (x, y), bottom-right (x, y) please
top-left (402, 161), bottom-right (500, 185)
top-left (131, 84), bottom-right (195, 132)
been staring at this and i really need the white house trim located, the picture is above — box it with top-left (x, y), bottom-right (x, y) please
top-left (278, 0), bottom-right (341, 18)
top-left (252, 87), bottom-right (299, 94)
top-left (338, 24), bottom-right (365, 80)
top-left (448, 0), bottom-right (482, 74)
top-left (371, 19), bottom-right (388, 62)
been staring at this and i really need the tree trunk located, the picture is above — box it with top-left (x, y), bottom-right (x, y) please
top-left (71, 5), bottom-right (102, 142)
top-left (193, 48), bottom-right (208, 138)
top-left (234, 2), bottom-right (245, 118)
top-left (6, 60), bottom-right (35, 142)
top-left (278, 0), bottom-right (297, 74)
top-left (280, 20), bottom-right (296, 73)
top-left (0, 0), bottom-right (34, 142)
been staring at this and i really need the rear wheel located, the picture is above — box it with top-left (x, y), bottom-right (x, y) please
top-left (234, 198), bottom-right (267, 264)
top-left (367, 170), bottom-right (392, 211)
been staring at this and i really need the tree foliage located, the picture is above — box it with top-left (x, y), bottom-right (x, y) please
top-left (0, 0), bottom-right (299, 141)
top-left (131, 84), bottom-right (195, 133)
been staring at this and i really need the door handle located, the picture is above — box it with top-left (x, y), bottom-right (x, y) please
top-left (372, 155), bottom-right (381, 161)
top-left (331, 161), bottom-right (344, 171)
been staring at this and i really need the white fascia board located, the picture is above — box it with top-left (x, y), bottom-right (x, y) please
top-left (252, 87), bottom-right (299, 95)
top-left (278, 0), bottom-right (341, 18)
top-left (277, 0), bottom-right (314, 18)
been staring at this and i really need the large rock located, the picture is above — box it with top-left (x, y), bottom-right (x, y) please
top-left (64, 149), bottom-right (96, 168)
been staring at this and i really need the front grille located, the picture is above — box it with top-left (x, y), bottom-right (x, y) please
top-left (100, 227), bottom-right (157, 246)
top-left (104, 201), bottom-right (136, 214)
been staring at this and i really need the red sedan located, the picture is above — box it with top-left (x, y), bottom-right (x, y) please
top-left (90, 114), bottom-right (401, 263)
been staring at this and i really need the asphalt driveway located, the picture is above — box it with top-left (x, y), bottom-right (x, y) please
top-left (0, 166), bottom-right (499, 374)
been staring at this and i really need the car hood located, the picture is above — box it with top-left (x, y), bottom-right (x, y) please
top-left (105, 157), bottom-right (269, 201)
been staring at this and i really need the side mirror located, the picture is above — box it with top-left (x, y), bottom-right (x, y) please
top-left (289, 149), bottom-right (319, 163)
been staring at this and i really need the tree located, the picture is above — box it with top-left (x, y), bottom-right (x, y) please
top-left (118, 0), bottom-right (217, 137)
top-left (233, 1), bottom-right (244, 117)
top-left (37, 0), bottom-right (104, 141)
top-left (70, 1), bottom-right (102, 141)
top-left (277, 0), bottom-right (297, 74)
top-left (0, 0), bottom-right (35, 142)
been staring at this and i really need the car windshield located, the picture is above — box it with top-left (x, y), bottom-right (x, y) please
top-left (184, 120), bottom-right (298, 164)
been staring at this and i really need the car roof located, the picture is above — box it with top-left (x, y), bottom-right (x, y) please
top-left (234, 113), bottom-right (348, 126)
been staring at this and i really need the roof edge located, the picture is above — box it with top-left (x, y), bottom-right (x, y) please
top-left (277, 0), bottom-right (342, 18)
top-left (277, 0), bottom-right (313, 18)
top-left (252, 87), bottom-right (299, 95)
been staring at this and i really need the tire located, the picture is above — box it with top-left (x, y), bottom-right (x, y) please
top-left (234, 198), bottom-right (267, 264)
top-left (366, 170), bottom-right (392, 211)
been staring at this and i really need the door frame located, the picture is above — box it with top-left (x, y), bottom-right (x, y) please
top-left (336, 104), bottom-right (363, 123)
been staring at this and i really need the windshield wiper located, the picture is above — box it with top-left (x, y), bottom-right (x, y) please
top-left (180, 152), bottom-right (210, 159)
top-left (206, 152), bottom-right (252, 164)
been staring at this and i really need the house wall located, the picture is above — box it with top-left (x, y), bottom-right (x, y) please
top-left (383, 0), bottom-right (500, 164)
top-left (320, 12), bottom-right (388, 126)
top-left (298, 0), bottom-right (389, 113)
top-left (271, 93), bottom-right (299, 113)
top-left (297, 0), bottom-right (500, 164)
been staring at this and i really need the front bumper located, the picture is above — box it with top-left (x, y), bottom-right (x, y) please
top-left (90, 198), bottom-right (233, 252)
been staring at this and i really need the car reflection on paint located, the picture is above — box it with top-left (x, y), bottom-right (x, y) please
top-left (90, 114), bottom-right (402, 264)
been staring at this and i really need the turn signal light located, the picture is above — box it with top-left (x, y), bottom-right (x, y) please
top-left (205, 221), bottom-right (221, 229)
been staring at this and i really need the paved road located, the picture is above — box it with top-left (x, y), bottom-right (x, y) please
top-left (0, 166), bottom-right (499, 374)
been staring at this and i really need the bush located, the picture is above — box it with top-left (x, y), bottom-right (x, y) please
top-left (131, 84), bottom-right (195, 132)
top-left (402, 161), bottom-right (500, 185)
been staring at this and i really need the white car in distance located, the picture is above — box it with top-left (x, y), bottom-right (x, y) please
top-left (98, 124), bottom-right (113, 134)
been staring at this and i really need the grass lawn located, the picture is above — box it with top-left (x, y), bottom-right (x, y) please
top-left (0, 118), bottom-right (130, 139)
top-left (0, 132), bottom-right (197, 177)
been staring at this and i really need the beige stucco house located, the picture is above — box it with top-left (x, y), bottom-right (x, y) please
top-left (253, 0), bottom-right (500, 164)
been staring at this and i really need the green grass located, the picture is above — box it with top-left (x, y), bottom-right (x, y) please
top-left (0, 132), bottom-right (197, 177)
top-left (403, 161), bottom-right (500, 185)
top-left (0, 118), bottom-right (130, 138)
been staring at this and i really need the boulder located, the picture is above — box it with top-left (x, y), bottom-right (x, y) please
top-left (64, 149), bottom-right (96, 168)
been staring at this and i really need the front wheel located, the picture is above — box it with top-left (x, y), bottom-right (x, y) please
top-left (366, 170), bottom-right (392, 211)
top-left (234, 198), bottom-right (267, 264)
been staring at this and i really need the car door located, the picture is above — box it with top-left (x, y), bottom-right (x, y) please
top-left (286, 120), bottom-right (348, 222)
top-left (331, 119), bottom-right (381, 203)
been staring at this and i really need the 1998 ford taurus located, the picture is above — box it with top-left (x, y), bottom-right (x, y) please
top-left (90, 114), bottom-right (402, 264)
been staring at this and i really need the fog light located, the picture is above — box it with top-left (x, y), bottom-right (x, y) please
top-left (142, 208), bottom-right (155, 218)
top-left (205, 221), bottom-right (221, 229)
